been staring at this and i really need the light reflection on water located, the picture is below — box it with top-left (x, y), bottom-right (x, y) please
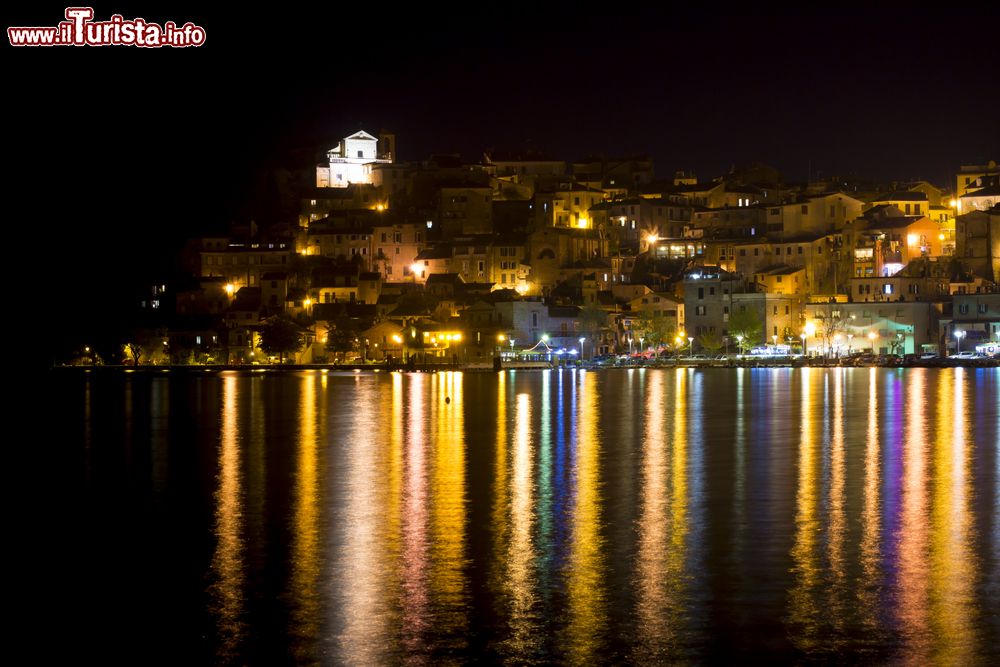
top-left (70, 368), bottom-right (1000, 663)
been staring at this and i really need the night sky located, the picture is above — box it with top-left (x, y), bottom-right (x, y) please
top-left (7, 4), bottom-right (998, 350)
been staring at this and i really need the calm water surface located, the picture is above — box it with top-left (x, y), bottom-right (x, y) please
top-left (48, 368), bottom-right (999, 664)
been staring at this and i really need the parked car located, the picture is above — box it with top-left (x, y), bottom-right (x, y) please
top-left (919, 352), bottom-right (938, 361)
top-left (950, 351), bottom-right (980, 360)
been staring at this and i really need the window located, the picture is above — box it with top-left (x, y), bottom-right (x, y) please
top-left (978, 303), bottom-right (988, 313)
top-left (776, 276), bottom-right (783, 283)
top-left (754, 248), bottom-right (759, 256)
top-left (884, 284), bottom-right (893, 294)
top-left (698, 287), bottom-right (704, 299)
top-left (695, 305), bottom-right (706, 315)
top-left (785, 305), bottom-right (790, 315)
top-left (798, 246), bottom-right (803, 254)
top-left (532, 313), bottom-right (538, 327)
top-left (773, 306), bottom-right (778, 315)
top-left (357, 150), bottom-right (363, 158)
top-left (801, 205), bottom-right (808, 214)
top-left (958, 304), bottom-right (969, 314)
top-left (709, 287), bottom-right (715, 295)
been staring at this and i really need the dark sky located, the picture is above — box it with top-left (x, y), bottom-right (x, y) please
top-left (7, 4), bottom-right (999, 344)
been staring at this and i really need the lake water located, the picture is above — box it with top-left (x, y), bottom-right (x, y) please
top-left (45, 368), bottom-right (1000, 663)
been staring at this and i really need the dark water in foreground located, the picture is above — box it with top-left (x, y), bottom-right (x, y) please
top-left (45, 368), bottom-right (999, 664)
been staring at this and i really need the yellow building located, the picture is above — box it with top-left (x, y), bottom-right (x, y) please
top-left (956, 159), bottom-right (999, 202)
top-left (533, 178), bottom-right (608, 230)
top-left (753, 265), bottom-right (808, 295)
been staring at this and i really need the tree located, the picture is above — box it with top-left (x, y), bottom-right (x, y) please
top-left (813, 302), bottom-right (850, 357)
top-left (728, 306), bottom-right (763, 351)
top-left (123, 327), bottom-right (156, 366)
top-left (633, 310), bottom-right (676, 351)
top-left (697, 330), bottom-right (723, 353)
top-left (374, 249), bottom-right (391, 279)
top-left (324, 316), bottom-right (356, 362)
top-left (258, 317), bottom-right (303, 363)
top-left (125, 341), bottom-right (144, 366)
top-left (577, 303), bottom-right (608, 346)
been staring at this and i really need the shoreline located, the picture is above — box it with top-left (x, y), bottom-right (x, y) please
top-left (50, 358), bottom-right (1000, 374)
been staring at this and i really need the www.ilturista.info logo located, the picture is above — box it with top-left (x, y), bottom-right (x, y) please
top-left (8, 7), bottom-right (206, 47)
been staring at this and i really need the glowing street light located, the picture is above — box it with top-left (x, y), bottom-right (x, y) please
top-left (954, 329), bottom-right (966, 353)
top-left (736, 334), bottom-right (744, 354)
top-left (579, 337), bottom-right (586, 361)
top-left (847, 333), bottom-right (854, 353)
top-left (645, 233), bottom-right (659, 247)
top-left (688, 336), bottom-right (694, 355)
top-left (802, 322), bottom-right (816, 357)
top-left (225, 283), bottom-right (235, 297)
top-left (868, 330), bottom-right (878, 353)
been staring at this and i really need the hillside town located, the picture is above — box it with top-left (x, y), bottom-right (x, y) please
top-left (104, 132), bottom-right (1000, 366)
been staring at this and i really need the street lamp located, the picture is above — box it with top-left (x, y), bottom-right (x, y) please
top-left (645, 233), bottom-right (659, 254)
top-left (736, 334), bottom-right (744, 355)
top-left (688, 336), bottom-right (694, 356)
top-left (627, 336), bottom-right (633, 356)
top-left (803, 322), bottom-right (816, 357)
top-left (579, 337), bottom-right (586, 361)
top-left (847, 333), bottom-right (854, 354)
top-left (954, 329), bottom-right (965, 353)
top-left (772, 334), bottom-right (778, 350)
top-left (868, 330), bottom-right (878, 353)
